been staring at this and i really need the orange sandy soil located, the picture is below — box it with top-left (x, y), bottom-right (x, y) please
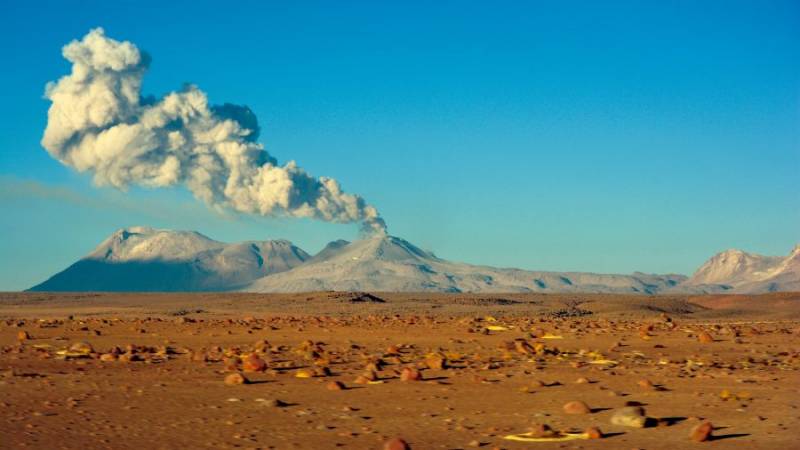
top-left (1, 291), bottom-right (799, 450)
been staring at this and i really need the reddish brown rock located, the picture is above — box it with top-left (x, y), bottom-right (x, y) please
top-left (563, 400), bottom-right (591, 414)
top-left (326, 381), bottom-right (346, 391)
top-left (425, 353), bottom-right (447, 370)
top-left (384, 437), bottom-right (410, 450)
top-left (690, 422), bottom-right (713, 442)
top-left (697, 332), bottom-right (714, 344)
top-left (242, 354), bottom-right (267, 372)
top-left (638, 379), bottom-right (656, 390)
top-left (224, 372), bottom-right (248, 385)
top-left (400, 367), bottom-right (422, 382)
top-left (585, 426), bottom-right (603, 439)
top-left (17, 331), bottom-right (30, 341)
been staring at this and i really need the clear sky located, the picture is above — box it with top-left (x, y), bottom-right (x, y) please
top-left (0, 1), bottom-right (798, 291)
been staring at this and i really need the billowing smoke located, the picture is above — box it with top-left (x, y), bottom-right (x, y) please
top-left (41, 28), bottom-right (386, 234)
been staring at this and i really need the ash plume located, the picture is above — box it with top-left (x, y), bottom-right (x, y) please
top-left (41, 28), bottom-right (386, 234)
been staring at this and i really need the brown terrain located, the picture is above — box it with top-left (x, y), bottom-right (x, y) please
top-left (1, 291), bottom-right (799, 449)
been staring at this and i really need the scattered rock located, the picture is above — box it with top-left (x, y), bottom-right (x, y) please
top-left (223, 357), bottom-right (239, 372)
top-left (242, 354), bottom-right (267, 372)
top-left (263, 399), bottom-right (288, 408)
top-left (326, 381), bottom-right (345, 391)
top-left (425, 353), bottom-right (447, 370)
top-left (69, 342), bottom-right (94, 354)
top-left (295, 369), bottom-right (314, 378)
top-left (384, 437), bottom-right (410, 450)
top-left (514, 340), bottom-right (535, 355)
top-left (563, 400), bottom-right (591, 414)
top-left (400, 367), bottom-right (422, 382)
top-left (528, 423), bottom-right (556, 438)
top-left (698, 332), bottom-right (714, 344)
top-left (224, 373), bottom-right (248, 385)
top-left (585, 426), bottom-right (603, 439)
top-left (610, 406), bottom-right (648, 428)
top-left (638, 379), bottom-right (656, 390)
top-left (690, 422), bottom-right (713, 442)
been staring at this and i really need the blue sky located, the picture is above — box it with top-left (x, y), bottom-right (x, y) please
top-left (0, 1), bottom-right (798, 290)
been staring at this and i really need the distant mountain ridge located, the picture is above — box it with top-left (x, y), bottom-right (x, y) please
top-left (30, 227), bottom-right (309, 292)
top-left (683, 245), bottom-right (800, 293)
top-left (29, 226), bottom-right (799, 294)
top-left (245, 234), bottom-right (688, 294)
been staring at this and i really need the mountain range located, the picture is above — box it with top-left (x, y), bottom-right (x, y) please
top-left (30, 227), bottom-right (309, 292)
top-left (29, 226), bottom-right (800, 294)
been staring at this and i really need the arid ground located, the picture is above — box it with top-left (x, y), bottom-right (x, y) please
top-left (1, 292), bottom-right (798, 449)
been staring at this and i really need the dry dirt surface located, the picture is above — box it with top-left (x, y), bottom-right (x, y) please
top-left (1, 291), bottom-right (799, 449)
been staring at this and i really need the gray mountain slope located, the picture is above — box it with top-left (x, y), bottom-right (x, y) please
top-left (29, 227), bottom-right (309, 292)
top-left (245, 235), bottom-right (687, 294)
top-left (682, 245), bottom-right (800, 293)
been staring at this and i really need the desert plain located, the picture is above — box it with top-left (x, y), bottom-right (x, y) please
top-left (1, 291), bottom-right (798, 449)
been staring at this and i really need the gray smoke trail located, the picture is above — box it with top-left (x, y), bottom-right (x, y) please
top-left (41, 28), bottom-right (386, 234)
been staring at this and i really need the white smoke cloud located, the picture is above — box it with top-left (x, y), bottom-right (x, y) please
top-left (42, 28), bottom-right (386, 234)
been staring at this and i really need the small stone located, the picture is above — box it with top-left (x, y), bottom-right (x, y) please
top-left (690, 422), bottom-right (713, 442)
top-left (514, 340), bottom-right (535, 355)
top-left (563, 400), bottom-right (591, 414)
top-left (314, 367), bottom-right (332, 377)
top-left (362, 369), bottom-right (378, 381)
top-left (118, 353), bottom-right (141, 363)
top-left (223, 357), bottom-right (239, 372)
top-left (400, 367), bottom-right (422, 382)
top-left (697, 332), bottom-right (714, 344)
top-left (224, 373), bottom-right (248, 385)
top-left (638, 379), bottom-right (656, 390)
top-left (99, 353), bottom-right (117, 362)
top-left (585, 426), bottom-right (603, 439)
top-left (610, 406), bottom-right (648, 428)
top-left (295, 368), bottom-right (314, 378)
top-left (264, 399), bottom-right (287, 408)
top-left (575, 377), bottom-right (590, 384)
top-left (242, 354), bottom-right (267, 372)
top-left (528, 423), bottom-right (556, 438)
top-left (69, 342), bottom-right (94, 354)
top-left (467, 440), bottom-right (481, 447)
top-left (384, 437), bottom-right (410, 450)
top-left (17, 331), bottom-right (30, 341)
top-left (326, 381), bottom-right (346, 391)
top-left (425, 353), bottom-right (447, 370)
